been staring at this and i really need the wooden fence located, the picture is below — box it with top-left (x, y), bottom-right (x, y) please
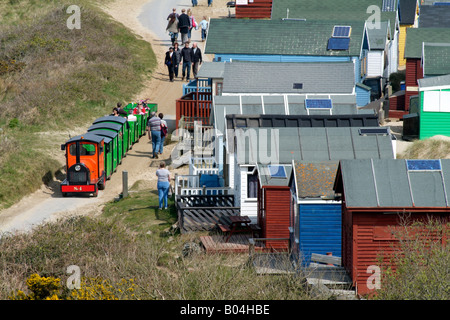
top-left (176, 91), bottom-right (212, 129)
top-left (235, 0), bottom-right (273, 19)
top-left (176, 195), bottom-right (239, 233)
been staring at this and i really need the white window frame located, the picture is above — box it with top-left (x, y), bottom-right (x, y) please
top-left (423, 90), bottom-right (450, 113)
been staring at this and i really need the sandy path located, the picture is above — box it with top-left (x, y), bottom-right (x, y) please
top-left (0, 0), bottom-right (231, 235)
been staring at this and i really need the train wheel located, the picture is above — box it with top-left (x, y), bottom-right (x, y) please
top-left (98, 176), bottom-right (105, 190)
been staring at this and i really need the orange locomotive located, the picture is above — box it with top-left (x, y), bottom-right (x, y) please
top-left (60, 133), bottom-right (106, 197)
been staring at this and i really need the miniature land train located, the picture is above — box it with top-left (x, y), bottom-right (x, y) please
top-left (60, 103), bottom-right (157, 197)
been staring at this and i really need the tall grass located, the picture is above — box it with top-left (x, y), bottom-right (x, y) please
top-left (399, 137), bottom-right (450, 160)
top-left (0, 0), bottom-right (156, 208)
top-left (372, 218), bottom-right (449, 300)
top-left (0, 190), bottom-right (316, 300)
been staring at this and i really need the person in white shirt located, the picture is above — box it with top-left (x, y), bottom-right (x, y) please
top-left (156, 162), bottom-right (171, 210)
top-left (200, 16), bottom-right (208, 42)
top-left (191, 42), bottom-right (202, 78)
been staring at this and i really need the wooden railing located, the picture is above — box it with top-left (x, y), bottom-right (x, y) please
top-left (182, 79), bottom-right (212, 96)
top-left (189, 157), bottom-right (218, 175)
top-left (174, 174), bottom-right (233, 197)
top-left (176, 91), bottom-right (212, 129)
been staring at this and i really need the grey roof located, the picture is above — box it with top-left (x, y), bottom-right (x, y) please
top-left (399, 0), bottom-right (417, 24)
top-left (233, 127), bottom-right (394, 165)
top-left (225, 114), bottom-right (380, 129)
top-left (212, 94), bottom-right (374, 135)
top-left (257, 164), bottom-right (293, 187)
top-left (367, 21), bottom-right (390, 50)
top-left (222, 61), bottom-right (355, 94)
top-left (197, 62), bottom-right (225, 79)
top-left (65, 132), bottom-right (104, 145)
top-left (418, 73), bottom-right (450, 89)
top-left (336, 159), bottom-right (450, 208)
top-left (419, 5), bottom-right (450, 28)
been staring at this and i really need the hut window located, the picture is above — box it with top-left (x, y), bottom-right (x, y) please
top-left (247, 171), bottom-right (258, 198)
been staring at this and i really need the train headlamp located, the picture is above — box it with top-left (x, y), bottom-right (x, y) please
top-left (75, 165), bottom-right (81, 172)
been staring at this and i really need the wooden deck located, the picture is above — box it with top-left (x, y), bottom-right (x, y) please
top-left (200, 234), bottom-right (264, 254)
top-left (177, 195), bottom-right (239, 234)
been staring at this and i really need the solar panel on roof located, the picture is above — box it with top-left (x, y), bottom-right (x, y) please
top-left (305, 99), bottom-right (333, 109)
top-left (382, 0), bottom-right (396, 11)
top-left (332, 26), bottom-right (351, 38)
top-left (268, 165), bottom-right (287, 178)
top-left (327, 38), bottom-right (350, 50)
top-left (406, 159), bottom-right (442, 171)
top-left (359, 128), bottom-right (390, 136)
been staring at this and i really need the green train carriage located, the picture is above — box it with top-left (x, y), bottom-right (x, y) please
top-left (93, 116), bottom-right (130, 154)
top-left (89, 129), bottom-right (120, 174)
top-left (87, 122), bottom-right (124, 165)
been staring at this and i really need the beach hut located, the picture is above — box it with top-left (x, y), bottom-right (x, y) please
top-left (334, 158), bottom-right (450, 296)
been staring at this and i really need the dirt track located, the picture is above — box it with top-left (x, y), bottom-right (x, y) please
top-left (0, 0), bottom-right (232, 234)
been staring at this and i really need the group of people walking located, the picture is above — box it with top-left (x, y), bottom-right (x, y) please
top-left (165, 41), bottom-right (202, 82)
top-left (165, 8), bottom-right (208, 82)
top-left (156, 5), bottom-right (212, 210)
top-left (166, 8), bottom-right (209, 45)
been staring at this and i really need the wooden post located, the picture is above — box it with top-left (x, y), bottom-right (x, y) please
top-left (174, 173), bottom-right (178, 198)
top-left (122, 171), bottom-right (129, 198)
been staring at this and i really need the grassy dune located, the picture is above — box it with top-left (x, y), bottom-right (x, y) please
top-left (0, 0), bottom-right (156, 208)
top-left (0, 188), bottom-right (315, 300)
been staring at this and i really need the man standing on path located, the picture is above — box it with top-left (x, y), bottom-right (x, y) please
top-left (191, 42), bottom-right (202, 79)
top-left (178, 8), bottom-right (190, 45)
top-left (164, 46), bottom-right (175, 82)
top-left (166, 8), bottom-right (179, 45)
top-left (147, 112), bottom-right (162, 159)
top-left (181, 41), bottom-right (193, 82)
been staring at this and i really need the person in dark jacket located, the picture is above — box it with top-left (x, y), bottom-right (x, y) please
top-left (180, 42), bottom-right (193, 81)
top-left (173, 42), bottom-right (181, 78)
top-left (191, 42), bottom-right (202, 78)
top-left (177, 9), bottom-right (190, 45)
top-left (116, 102), bottom-right (128, 116)
top-left (165, 47), bottom-right (175, 82)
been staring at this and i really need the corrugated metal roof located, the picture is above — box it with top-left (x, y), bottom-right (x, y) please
top-left (222, 61), bottom-right (355, 94)
top-left (233, 127), bottom-right (394, 165)
top-left (336, 159), bottom-right (450, 208)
